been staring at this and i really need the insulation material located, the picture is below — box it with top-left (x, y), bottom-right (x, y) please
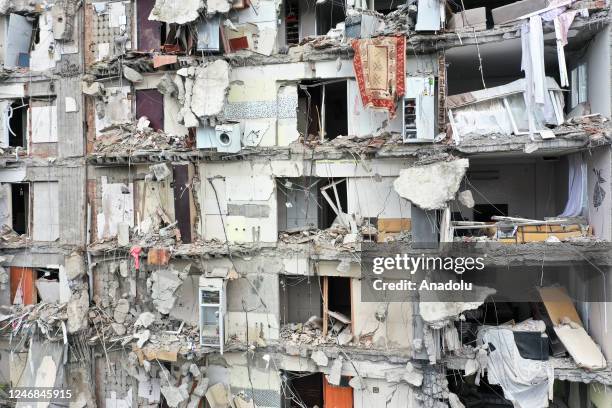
top-left (393, 159), bottom-right (469, 210)
top-left (32, 182), bottom-right (60, 242)
top-left (148, 0), bottom-right (203, 24)
top-left (191, 60), bottom-right (230, 119)
top-left (351, 36), bottom-right (406, 115)
top-left (30, 12), bottom-right (58, 71)
top-left (30, 102), bottom-right (58, 143)
top-left (478, 327), bottom-right (553, 408)
top-left (96, 178), bottom-right (134, 240)
top-left (5, 13), bottom-right (32, 68)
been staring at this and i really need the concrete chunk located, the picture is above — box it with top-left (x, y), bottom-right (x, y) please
top-left (394, 159), bottom-right (469, 210)
top-left (310, 350), bottom-right (328, 366)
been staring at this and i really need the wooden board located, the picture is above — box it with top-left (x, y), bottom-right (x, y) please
top-left (538, 287), bottom-right (583, 326)
top-left (10, 267), bottom-right (35, 305)
top-left (377, 218), bottom-right (411, 233)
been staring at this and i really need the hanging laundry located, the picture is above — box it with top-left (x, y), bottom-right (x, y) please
top-left (351, 36), bottom-right (406, 116)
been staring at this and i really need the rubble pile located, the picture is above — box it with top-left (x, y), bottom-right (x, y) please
top-left (93, 123), bottom-right (190, 154)
top-left (0, 224), bottom-right (26, 245)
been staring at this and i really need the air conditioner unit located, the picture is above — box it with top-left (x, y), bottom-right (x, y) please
top-left (196, 123), bottom-right (242, 153)
top-left (403, 76), bottom-right (436, 143)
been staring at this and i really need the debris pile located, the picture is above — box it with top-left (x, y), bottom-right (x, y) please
top-left (93, 123), bottom-right (190, 154)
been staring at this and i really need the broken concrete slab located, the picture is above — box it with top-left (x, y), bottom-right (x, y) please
top-left (419, 285), bottom-right (496, 327)
top-left (135, 312), bottom-right (155, 328)
top-left (310, 350), bottom-right (328, 366)
top-left (64, 253), bottom-right (85, 280)
top-left (113, 298), bottom-right (130, 323)
top-left (134, 329), bottom-right (151, 348)
top-left (147, 268), bottom-right (184, 314)
top-left (150, 163), bottom-right (172, 180)
top-left (337, 326), bottom-right (353, 346)
top-left (403, 362), bottom-right (423, 387)
top-left (205, 383), bottom-right (230, 408)
top-left (161, 383), bottom-right (190, 408)
top-left (148, 0), bottom-right (204, 24)
top-left (458, 190), bottom-right (475, 208)
top-left (394, 159), bottom-right (469, 210)
top-left (191, 60), bottom-right (230, 119)
top-left (122, 65), bottom-right (143, 83)
top-left (67, 290), bottom-right (89, 333)
top-left (326, 356), bottom-right (343, 386)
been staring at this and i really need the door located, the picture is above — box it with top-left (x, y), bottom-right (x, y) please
top-left (323, 376), bottom-right (353, 408)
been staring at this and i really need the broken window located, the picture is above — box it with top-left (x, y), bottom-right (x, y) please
top-left (136, 89), bottom-right (164, 131)
top-left (10, 183), bottom-right (29, 235)
top-left (8, 99), bottom-right (28, 148)
top-left (298, 80), bottom-right (347, 141)
top-left (277, 178), bottom-right (348, 231)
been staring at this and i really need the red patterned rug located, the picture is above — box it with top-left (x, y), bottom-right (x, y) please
top-left (351, 36), bottom-right (406, 116)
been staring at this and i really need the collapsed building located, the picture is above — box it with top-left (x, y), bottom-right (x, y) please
top-left (1, 0), bottom-right (612, 406)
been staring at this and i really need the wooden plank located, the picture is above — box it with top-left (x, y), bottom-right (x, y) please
top-left (520, 224), bottom-right (582, 233)
top-left (377, 218), bottom-right (411, 233)
top-left (538, 287), bottom-right (583, 326)
top-left (322, 276), bottom-right (329, 337)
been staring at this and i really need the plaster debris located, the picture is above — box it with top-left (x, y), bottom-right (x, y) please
top-left (205, 383), bottom-right (230, 408)
top-left (135, 312), bottom-right (156, 328)
top-left (419, 286), bottom-right (496, 327)
top-left (310, 350), bottom-right (328, 366)
top-left (122, 65), bottom-right (143, 83)
top-left (326, 356), bottom-right (343, 386)
top-left (147, 268), bottom-right (185, 314)
top-left (151, 163), bottom-right (172, 180)
top-left (135, 329), bottom-right (151, 348)
top-left (66, 290), bottom-right (89, 333)
top-left (148, 0), bottom-right (204, 24)
top-left (161, 383), bottom-right (190, 407)
top-left (190, 60), bottom-right (230, 119)
top-left (403, 362), bottom-right (424, 387)
top-left (113, 298), bottom-right (130, 323)
top-left (394, 159), bottom-right (470, 210)
top-left (458, 190), bottom-right (475, 208)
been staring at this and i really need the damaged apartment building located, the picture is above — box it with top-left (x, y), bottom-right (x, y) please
top-left (3, 0), bottom-right (612, 406)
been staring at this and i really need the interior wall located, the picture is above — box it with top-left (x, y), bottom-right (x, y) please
top-left (456, 158), bottom-right (568, 221)
top-left (351, 279), bottom-right (412, 349)
top-left (347, 177), bottom-right (411, 220)
top-left (586, 25), bottom-right (612, 118)
top-left (279, 275), bottom-right (322, 324)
